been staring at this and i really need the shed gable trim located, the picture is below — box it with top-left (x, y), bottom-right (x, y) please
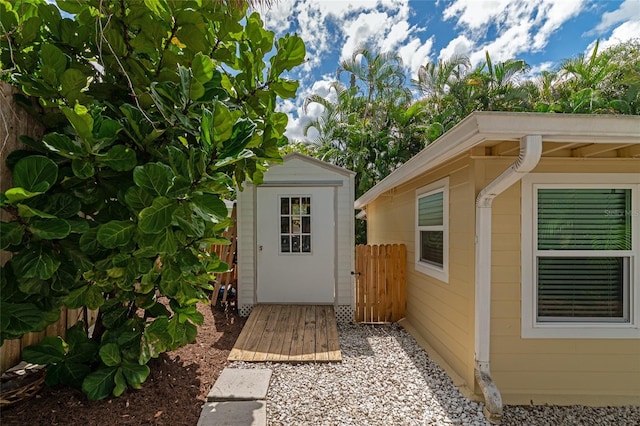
top-left (282, 152), bottom-right (356, 177)
top-left (259, 180), bottom-right (344, 187)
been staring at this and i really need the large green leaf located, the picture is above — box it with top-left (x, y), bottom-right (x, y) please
top-left (17, 204), bottom-right (57, 219)
top-left (133, 163), bottom-right (174, 196)
top-left (19, 278), bottom-right (48, 295)
top-left (66, 285), bottom-right (104, 310)
top-left (66, 323), bottom-right (98, 363)
top-left (172, 206), bottom-right (204, 238)
top-left (3, 187), bottom-right (42, 203)
top-left (96, 145), bottom-right (137, 171)
top-left (47, 362), bottom-right (91, 388)
top-left (124, 187), bottom-right (154, 210)
top-left (97, 221), bottom-right (136, 248)
top-left (12, 155), bottom-right (58, 193)
top-left (271, 79), bottom-right (299, 98)
top-left (82, 367), bottom-right (118, 400)
top-left (153, 229), bottom-right (178, 254)
top-left (99, 343), bottom-right (122, 367)
top-left (29, 218), bottom-right (71, 240)
top-left (138, 197), bottom-right (177, 234)
top-left (270, 33), bottom-right (306, 74)
top-left (190, 194), bottom-right (228, 221)
top-left (79, 227), bottom-right (100, 254)
top-left (61, 105), bottom-right (94, 144)
top-left (0, 302), bottom-right (46, 337)
top-left (113, 369), bottom-right (127, 397)
top-left (191, 52), bottom-right (214, 83)
top-left (72, 158), bottom-right (95, 179)
top-left (120, 363), bottom-right (150, 389)
top-left (139, 316), bottom-right (171, 364)
top-left (43, 193), bottom-right (82, 218)
top-left (42, 133), bottom-right (87, 159)
top-left (0, 221), bottom-right (24, 249)
top-left (22, 336), bottom-right (67, 364)
top-left (212, 102), bottom-right (233, 143)
top-left (167, 316), bottom-right (198, 348)
top-left (11, 245), bottom-right (61, 279)
top-left (40, 43), bottom-right (67, 81)
top-left (60, 68), bottom-right (87, 101)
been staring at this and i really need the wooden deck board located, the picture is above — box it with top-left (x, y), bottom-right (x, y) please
top-left (229, 305), bottom-right (341, 363)
top-left (315, 306), bottom-right (329, 362)
top-left (227, 302), bottom-right (264, 361)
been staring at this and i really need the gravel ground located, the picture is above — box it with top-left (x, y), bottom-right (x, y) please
top-left (231, 322), bottom-right (640, 426)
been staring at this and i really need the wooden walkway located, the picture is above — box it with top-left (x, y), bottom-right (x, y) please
top-left (228, 305), bottom-right (342, 363)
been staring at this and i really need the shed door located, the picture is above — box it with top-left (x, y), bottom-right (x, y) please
top-left (257, 187), bottom-right (335, 303)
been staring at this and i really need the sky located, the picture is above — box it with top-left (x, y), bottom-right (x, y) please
top-left (257, 0), bottom-right (640, 142)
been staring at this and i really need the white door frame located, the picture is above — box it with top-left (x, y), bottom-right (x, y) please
top-left (253, 182), bottom-right (342, 305)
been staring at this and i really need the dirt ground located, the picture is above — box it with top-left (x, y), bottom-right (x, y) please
top-left (0, 303), bottom-right (245, 426)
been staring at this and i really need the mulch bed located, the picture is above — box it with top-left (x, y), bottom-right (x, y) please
top-left (0, 303), bottom-right (245, 426)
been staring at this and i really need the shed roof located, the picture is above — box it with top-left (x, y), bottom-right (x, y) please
top-left (355, 111), bottom-right (640, 209)
top-left (279, 152), bottom-right (356, 177)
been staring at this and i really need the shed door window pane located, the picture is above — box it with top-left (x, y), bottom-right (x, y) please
top-left (280, 196), bottom-right (311, 254)
top-left (418, 191), bottom-right (444, 267)
top-left (536, 188), bottom-right (631, 322)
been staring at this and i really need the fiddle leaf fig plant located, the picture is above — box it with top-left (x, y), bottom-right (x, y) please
top-left (0, 0), bottom-right (304, 399)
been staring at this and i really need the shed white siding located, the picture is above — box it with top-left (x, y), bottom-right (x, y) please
top-left (237, 153), bottom-right (355, 322)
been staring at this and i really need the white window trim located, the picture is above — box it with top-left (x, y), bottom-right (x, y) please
top-left (415, 177), bottom-right (449, 283)
top-left (521, 173), bottom-right (640, 339)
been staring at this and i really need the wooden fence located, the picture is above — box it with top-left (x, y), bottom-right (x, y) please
top-left (210, 204), bottom-right (237, 306)
top-left (354, 244), bottom-right (406, 323)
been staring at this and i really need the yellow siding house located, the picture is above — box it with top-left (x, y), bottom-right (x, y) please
top-left (355, 112), bottom-right (640, 423)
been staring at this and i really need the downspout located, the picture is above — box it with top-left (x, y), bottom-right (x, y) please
top-left (474, 135), bottom-right (542, 424)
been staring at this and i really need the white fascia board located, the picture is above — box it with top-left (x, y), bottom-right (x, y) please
top-left (473, 111), bottom-right (640, 143)
top-left (355, 112), bottom-right (640, 209)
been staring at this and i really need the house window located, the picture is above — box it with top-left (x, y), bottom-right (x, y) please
top-left (522, 174), bottom-right (639, 338)
top-left (416, 178), bottom-right (449, 282)
top-left (279, 196), bottom-right (311, 254)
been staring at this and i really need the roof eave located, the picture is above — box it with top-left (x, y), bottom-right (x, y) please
top-left (354, 112), bottom-right (640, 210)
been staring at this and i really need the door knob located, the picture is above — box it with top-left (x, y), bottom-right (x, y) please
top-left (259, 245), bottom-right (263, 251)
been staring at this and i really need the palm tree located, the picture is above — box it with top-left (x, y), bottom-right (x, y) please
top-left (469, 52), bottom-right (531, 110)
top-left (412, 55), bottom-right (470, 102)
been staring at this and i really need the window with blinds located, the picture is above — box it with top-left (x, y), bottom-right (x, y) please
top-left (536, 188), bottom-right (632, 322)
top-left (418, 191), bottom-right (444, 267)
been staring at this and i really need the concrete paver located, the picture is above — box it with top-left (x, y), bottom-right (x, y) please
top-left (207, 368), bottom-right (272, 401)
top-left (197, 401), bottom-right (266, 426)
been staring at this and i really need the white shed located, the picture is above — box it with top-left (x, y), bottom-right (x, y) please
top-left (236, 153), bottom-right (355, 322)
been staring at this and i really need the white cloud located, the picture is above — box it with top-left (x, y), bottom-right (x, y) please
top-left (588, 20), bottom-right (640, 52)
top-left (340, 11), bottom-right (395, 62)
top-left (532, 0), bottom-right (585, 50)
top-left (380, 20), bottom-right (412, 52)
top-left (398, 37), bottom-right (434, 78)
top-left (469, 20), bottom-right (534, 65)
top-left (438, 34), bottom-right (474, 61)
top-left (593, 0), bottom-right (640, 33)
top-left (524, 61), bottom-right (555, 79)
top-left (279, 75), bottom-right (337, 142)
top-left (445, 0), bottom-right (511, 32)
top-left (262, 0), bottom-right (294, 33)
top-left (443, 0), bottom-right (589, 65)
